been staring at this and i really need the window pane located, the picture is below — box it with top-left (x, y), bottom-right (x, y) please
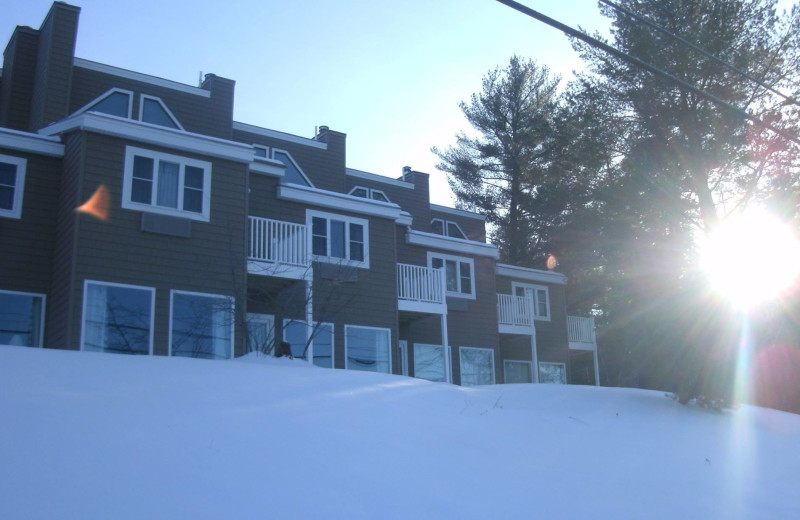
top-left (330, 220), bottom-right (345, 259)
top-left (372, 191), bottom-right (389, 202)
top-left (142, 98), bottom-right (179, 129)
top-left (183, 167), bottom-right (204, 213)
top-left (460, 348), bottom-right (494, 386)
top-left (89, 92), bottom-right (130, 117)
top-left (254, 147), bottom-right (268, 158)
top-left (447, 222), bottom-right (466, 239)
top-left (537, 290), bottom-right (549, 317)
top-left (0, 292), bottom-right (43, 347)
top-left (312, 217), bottom-right (327, 256)
top-left (284, 320), bottom-right (309, 359)
top-left (247, 315), bottom-right (274, 354)
top-left (83, 284), bottom-right (152, 355)
top-left (0, 162), bottom-right (17, 186)
top-left (459, 262), bottom-right (471, 294)
top-left (349, 223), bottom-right (364, 262)
top-left (539, 362), bottom-right (566, 384)
top-left (274, 151), bottom-right (309, 186)
top-left (504, 361), bottom-right (532, 384)
top-left (346, 326), bottom-right (390, 373)
top-left (414, 344), bottom-right (446, 382)
top-left (445, 260), bottom-right (458, 292)
top-left (313, 323), bottom-right (333, 368)
top-left (184, 166), bottom-right (204, 189)
top-left (156, 161), bottom-right (179, 208)
top-left (0, 186), bottom-right (12, 210)
top-left (431, 219), bottom-right (444, 235)
top-left (131, 156), bottom-right (153, 204)
top-left (431, 257), bottom-right (443, 270)
top-left (171, 293), bottom-right (232, 359)
top-left (351, 187), bottom-right (367, 198)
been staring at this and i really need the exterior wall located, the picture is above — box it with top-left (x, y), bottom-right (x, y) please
top-left (0, 27), bottom-right (39, 130)
top-left (430, 207), bottom-right (486, 242)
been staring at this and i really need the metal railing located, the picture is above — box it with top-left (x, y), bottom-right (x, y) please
top-left (497, 294), bottom-right (534, 328)
top-left (567, 315), bottom-right (596, 344)
top-left (397, 263), bottom-right (445, 305)
top-left (248, 216), bottom-right (308, 267)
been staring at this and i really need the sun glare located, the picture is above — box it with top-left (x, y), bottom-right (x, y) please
top-left (700, 209), bottom-right (800, 310)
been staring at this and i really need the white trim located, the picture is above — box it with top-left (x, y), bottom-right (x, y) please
top-left (74, 58), bottom-right (212, 98)
top-left (307, 209), bottom-right (370, 269)
top-left (0, 289), bottom-right (46, 348)
top-left (122, 146), bottom-right (212, 222)
top-left (431, 204), bottom-right (486, 221)
top-left (428, 251), bottom-right (476, 300)
top-left (496, 263), bottom-right (567, 285)
top-left (344, 324), bottom-right (392, 373)
top-left (0, 154), bottom-right (26, 219)
top-left (279, 183), bottom-right (405, 221)
top-left (249, 158), bottom-right (286, 177)
top-left (398, 340), bottom-right (409, 376)
top-left (168, 289), bottom-right (235, 360)
top-left (232, 122), bottom-right (327, 149)
top-left (72, 88), bottom-right (133, 119)
top-left (407, 229), bottom-right (499, 259)
top-left (138, 94), bottom-right (184, 130)
top-left (80, 280), bottom-right (155, 355)
top-left (431, 218), bottom-right (467, 239)
top-left (503, 360), bottom-right (534, 384)
top-left (246, 312), bottom-right (275, 353)
top-left (512, 282), bottom-right (551, 322)
top-left (458, 346), bottom-right (496, 386)
top-left (349, 185), bottom-right (391, 203)
top-left (0, 128), bottom-right (64, 157)
top-left (39, 112), bottom-right (254, 163)
top-left (272, 148), bottom-right (314, 187)
top-left (397, 211), bottom-right (413, 227)
top-left (539, 361), bottom-right (568, 384)
top-left (346, 168), bottom-right (415, 189)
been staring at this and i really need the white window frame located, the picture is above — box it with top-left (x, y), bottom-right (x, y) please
top-left (431, 218), bottom-right (466, 239)
top-left (122, 146), bottom-right (212, 222)
top-left (503, 359), bottom-right (533, 384)
top-left (253, 145), bottom-right (269, 159)
top-left (539, 361), bottom-right (567, 384)
top-left (348, 186), bottom-right (391, 203)
top-left (413, 343), bottom-right (451, 383)
top-left (0, 154), bottom-right (27, 219)
top-left (0, 289), bottom-right (46, 347)
top-left (458, 346), bottom-right (495, 386)
top-left (271, 148), bottom-right (313, 187)
top-left (344, 324), bottom-right (392, 373)
top-left (512, 282), bottom-right (551, 321)
top-left (80, 280), bottom-right (155, 355)
top-left (168, 289), bottom-right (234, 360)
top-left (307, 209), bottom-right (370, 269)
top-left (427, 251), bottom-right (476, 299)
top-left (246, 312), bottom-right (274, 353)
top-left (138, 94), bottom-right (184, 130)
top-left (74, 88), bottom-right (133, 119)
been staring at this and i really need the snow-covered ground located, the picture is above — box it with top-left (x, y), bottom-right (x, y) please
top-left (1, 346), bottom-right (798, 519)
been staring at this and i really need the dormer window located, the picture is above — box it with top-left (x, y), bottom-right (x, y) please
top-left (431, 218), bottom-right (467, 239)
top-left (272, 149), bottom-right (312, 187)
top-left (78, 88), bottom-right (133, 118)
top-left (349, 186), bottom-right (390, 203)
top-left (139, 95), bottom-right (183, 130)
top-left (253, 145), bottom-right (269, 158)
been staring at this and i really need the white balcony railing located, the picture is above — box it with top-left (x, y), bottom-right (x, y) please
top-left (568, 315), bottom-right (596, 345)
top-left (248, 216), bottom-right (308, 267)
top-left (397, 263), bottom-right (445, 309)
top-left (497, 294), bottom-right (534, 329)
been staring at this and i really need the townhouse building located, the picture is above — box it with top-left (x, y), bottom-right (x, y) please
top-left (0, 2), bottom-right (599, 386)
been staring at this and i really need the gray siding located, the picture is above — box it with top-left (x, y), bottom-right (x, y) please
top-left (430, 208), bottom-right (486, 242)
top-left (0, 27), bottom-right (39, 130)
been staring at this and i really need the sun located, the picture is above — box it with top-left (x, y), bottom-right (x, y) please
top-left (700, 208), bottom-right (800, 310)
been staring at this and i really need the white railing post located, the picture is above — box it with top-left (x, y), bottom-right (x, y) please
top-left (248, 216), bottom-right (308, 267)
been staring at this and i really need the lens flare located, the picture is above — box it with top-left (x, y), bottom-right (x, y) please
top-left (76, 185), bottom-right (110, 220)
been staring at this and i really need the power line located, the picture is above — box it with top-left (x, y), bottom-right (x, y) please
top-left (494, 0), bottom-right (800, 146)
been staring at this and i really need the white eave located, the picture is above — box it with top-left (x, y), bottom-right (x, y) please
top-left (0, 127), bottom-right (65, 157)
top-left (39, 112), bottom-right (254, 163)
top-left (496, 263), bottom-right (567, 285)
top-left (346, 168), bottom-right (415, 189)
top-left (250, 157), bottom-right (286, 177)
top-left (430, 203), bottom-right (486, 221)
top-left (74, 58), bottom-right (211, 98)
top-left (232, 122), bottom-right (327, 150)
top-left (406, 230), bottom-right (499, 259)
top-left (277, 183), bottom-right (407, 221)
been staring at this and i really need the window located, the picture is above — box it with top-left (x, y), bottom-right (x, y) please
top-left (349, 186), bottom-right (390, 203)
top-left (513, 283), bottom-right (550, 320)
top-left (283, 319), bottom-right (309, 359)
top-left (78, 88), bottom-right (133, 118)
top-left (0, 154), bottom-right (26, 219)
top-left (139, 95), bottom-right (182, 129)
top-left (504, 360), bottom-right (533, 384)
top-left (312, 322), bottom-right (334, 368)
top-left (539, 362), bottom-right (567, 384)
top-left (170, 291), bottom-right (234, 360)
top-left (0, 290), bottom-right (45, 347)
top-left (428, 252), bottom-right (475, 298)
top-left (345, 325), bottom-right (391, 373)
top-left (246, 313), bottom-right (274, 353)
top-left (122, 146), bottom-right (211, 221)
top-left (253, 145), bottom-right (269, 158)
top-left (308, 210), bottom-right (369, 268)
top-left (414, 343), bottom-right (450, 382)
top-left (459, 347), bottom-right (495, 386)
top-left (272, 149), bottom-right (312, 187)
top-left (431, 218), bottom-right (467, 239)
top-left (81, 281), bottom-right (154, 354)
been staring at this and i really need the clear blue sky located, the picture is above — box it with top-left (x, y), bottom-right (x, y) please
top-left (2, 1), bottom-right (611, 206)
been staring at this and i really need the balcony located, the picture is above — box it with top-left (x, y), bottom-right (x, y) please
top-left (397, 263), bottom-right (446, 314)
top-left (568, 315), bottom-right (597, 350)
top-left (497, 294), bottom-right (535, 335)
top-left (247, 216), bottom-right (310, 279)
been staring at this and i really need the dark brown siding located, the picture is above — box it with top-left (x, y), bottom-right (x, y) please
top-left (62, 132), bottom-right (248, 354)
top-left (0, 27), bottom-right (39, 130)
top-left (430, 207), bottom-right (487, 242)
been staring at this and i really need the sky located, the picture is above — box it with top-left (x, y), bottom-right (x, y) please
top-left (1, 0), bottom-right (611, 206)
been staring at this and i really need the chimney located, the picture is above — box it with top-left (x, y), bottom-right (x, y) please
top-left (402, 166), bottom-right (412, 181)
top-left (315, 125), bottom-right (330, 142)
